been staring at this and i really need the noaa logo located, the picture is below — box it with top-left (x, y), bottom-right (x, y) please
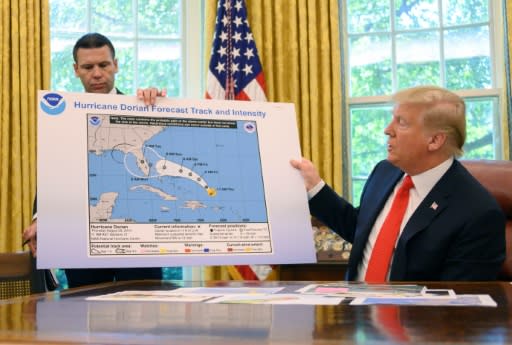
top-left (244, 121), bottom-right (256, 133)
top-left (40, 93), bottom-right (66, 115)
top-left (89, 116), bottom-right (101, 126)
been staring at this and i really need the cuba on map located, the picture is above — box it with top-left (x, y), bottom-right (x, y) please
top-left (87, 114), bottom-right (271, 256)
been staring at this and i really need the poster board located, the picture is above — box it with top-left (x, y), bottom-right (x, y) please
top-left (36, 91), bottom-right (316, 269)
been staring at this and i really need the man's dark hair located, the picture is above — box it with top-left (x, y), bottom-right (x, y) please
top-left (72, 33), bottom-right (116, 62)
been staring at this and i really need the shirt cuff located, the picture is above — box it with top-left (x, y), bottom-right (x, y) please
top-left (307, 180), bottom-right (325, 200)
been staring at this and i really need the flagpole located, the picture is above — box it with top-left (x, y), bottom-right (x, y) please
top-left (225, 0), bottom-right (235, 100)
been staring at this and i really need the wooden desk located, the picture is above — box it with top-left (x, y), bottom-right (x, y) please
top-left (279, 262), bottom-right (348, 281)
top-left (0, 280), bottom-right (511, 344)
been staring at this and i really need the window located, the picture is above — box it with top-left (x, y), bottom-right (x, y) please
top-left (49, 0), bottom-right (203, 97)
top-left (344, 0), bottom-right (504, 204)
top-left (49, 0), bottom-right (204, 287)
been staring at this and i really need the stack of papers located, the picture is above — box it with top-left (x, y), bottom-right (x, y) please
top-left (297, 283), bottom-right (495, 307)
top-left (297, 283), bottom-right (427, 297)
top-left (86, 283), bottom-right (497, 307)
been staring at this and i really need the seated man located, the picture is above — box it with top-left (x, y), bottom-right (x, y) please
top-left (291, 85), bottom-right (506, 282)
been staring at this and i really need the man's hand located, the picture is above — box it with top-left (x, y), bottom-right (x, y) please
top-left (290, 158), bottom-right (322, 191)
top-left (22, 219), bottom-right (37, 257)
top-left (137, 87), bottom-right (167, 106)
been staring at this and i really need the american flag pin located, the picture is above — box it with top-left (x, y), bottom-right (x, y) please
top-left (430, 202), bottom-right (438, 210)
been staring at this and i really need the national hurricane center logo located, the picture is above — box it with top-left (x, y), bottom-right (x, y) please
top-left (244, 121), bottom-right (256, 133)
top-left (89, 116), bottom-right (101, 126)
top-left (40, 93), bottom-right (66, 115)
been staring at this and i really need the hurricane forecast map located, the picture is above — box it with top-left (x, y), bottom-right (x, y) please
top-left (87, 114), bottom-right (271, 256)
top-left (37, 91), bottom-right (317, 269)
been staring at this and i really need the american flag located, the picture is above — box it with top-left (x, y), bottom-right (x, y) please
top-left (206, 0), bottom-right (274, 281)
top-left (205, 0), bottom-right (266, 101)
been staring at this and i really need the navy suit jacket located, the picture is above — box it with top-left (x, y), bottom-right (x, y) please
top-left (309, 159), bottom-right (506, 281)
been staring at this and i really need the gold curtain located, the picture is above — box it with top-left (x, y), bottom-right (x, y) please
top-left (202, 0), bottom-right (343, 280)
top-left (505, 0), bottom-right (512, 160)
top-left (0, 0), bottom-right (50, 252)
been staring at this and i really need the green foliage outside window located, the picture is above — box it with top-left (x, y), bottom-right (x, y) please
top-left (50, 0), bottom-right (182, 95)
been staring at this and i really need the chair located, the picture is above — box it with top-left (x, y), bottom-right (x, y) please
top-left (0, 251), bottom-right (33, 299)
top-left (460, 159), bottom-right (512, 280)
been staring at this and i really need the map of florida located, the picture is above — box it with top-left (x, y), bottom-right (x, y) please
top-left (87, 114), bottom-right (216, 196)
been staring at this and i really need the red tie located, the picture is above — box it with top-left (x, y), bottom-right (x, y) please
top-left (365, 175), bottom-right (414, 283)
top-left (373, 306), bottom-right (409, 342)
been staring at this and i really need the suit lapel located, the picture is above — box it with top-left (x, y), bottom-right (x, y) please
top-left (348, 164), bottom-right (403, 277)
top-left (357, 166), bottom-right (403, 239)
top-left (390, 162), bottom-right (458, 279)
top-left (399, 187), bottom-right (450, 243)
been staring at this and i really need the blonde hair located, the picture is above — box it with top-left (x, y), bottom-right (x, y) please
top-left (392, 85), bottom-right (466, 157)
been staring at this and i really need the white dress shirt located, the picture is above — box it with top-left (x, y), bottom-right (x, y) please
top-left (307, 157), bottom-right (454, 281)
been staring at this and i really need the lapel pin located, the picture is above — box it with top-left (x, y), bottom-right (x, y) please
top-left (430, 202), bottom-right (438, 210)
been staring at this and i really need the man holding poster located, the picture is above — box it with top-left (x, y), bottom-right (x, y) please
top-left (35, 93), bottom-right (315, 272)
top-left (23, 32), bottom-right (165, 288)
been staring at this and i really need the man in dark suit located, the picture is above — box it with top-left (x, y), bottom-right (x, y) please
top-left (291, 85), bottom-right (506, 281)
top-left (22, 32), bottom-right (164, 288)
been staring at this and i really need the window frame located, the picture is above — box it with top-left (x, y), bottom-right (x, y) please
top-left (343, 0), bottom-right (506, 202)
top-left (49, 0), bottom-right (204, 98)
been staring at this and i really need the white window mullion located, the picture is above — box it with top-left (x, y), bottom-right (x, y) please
top-left (390, 0), bottom-right (397, 92)
top-left (183, 0), bottom-right (204, 98)
top-left (87, 1), bottom-right (92, 32)
top-left (438, 0), bottom-right (446, 87)
top-left (133, 0), bottom-right (139, 89)
top-left (490, 0), bottom-right (503, 90)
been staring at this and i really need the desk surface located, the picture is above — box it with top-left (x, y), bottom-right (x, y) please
top-left (0, 280), bottom-right (511, 344)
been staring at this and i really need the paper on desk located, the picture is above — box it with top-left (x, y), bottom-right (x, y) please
top-left (86, 290), bottom-right (220, 302)
top-left (86, 287), bottom-right (285, 302)
top-left (169, 287), bottom-right (285, 294)
top-left (350, 294), bottom-right (497, 307)
top-left (297, 283), bottom-right (427, 297)
top-left (206, 293), bottom-right (343, 305)
top-left (85, 287), bottom-right (343, 305)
